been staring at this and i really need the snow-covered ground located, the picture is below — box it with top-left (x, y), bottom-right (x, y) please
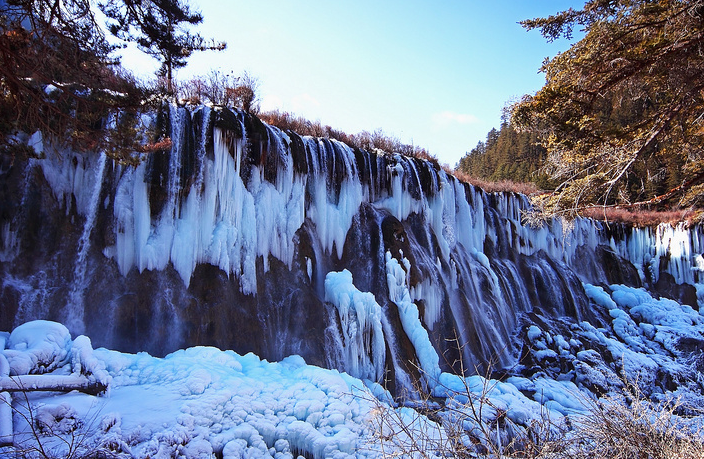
top-left (1, 282), bottom-right (703, 458)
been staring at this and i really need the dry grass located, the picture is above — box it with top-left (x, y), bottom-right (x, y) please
top-left (368, 389), bottom-right (704, 458)
top-left (579, 206), bottom-right (702, 227)
top-left (567, 390), bottom-right (704, 459)
top-left (365, 364), bottom-right (704, 459)
top-left (452, 169), bottom-right (542, 195)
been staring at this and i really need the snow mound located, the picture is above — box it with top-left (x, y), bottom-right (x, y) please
top-left (2, 322), bottom-right (382, 458)
top-left (0, 320), bottom-right (110, 388)
top-left (4, 320), bottom-right (72, 375)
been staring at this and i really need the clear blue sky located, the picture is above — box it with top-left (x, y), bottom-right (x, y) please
top-left (119, 0), bottom-right (584, 167)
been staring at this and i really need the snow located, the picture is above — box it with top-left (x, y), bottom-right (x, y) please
top-left (0, 349), bottom-right (9, 445)
top-left (35, 403), bottom-right (80, 434)
top-left (0, 391), bottom-right (10, 445)
top-left (612, 284), bottom-right (701, 328)
top-left (2, 279), bottom-right (704, 459)
top-left (1, 322), bottom-right (383, 458)
top-left (524, 378), bottom-right (587, 415)
top-left (527, 325), bottom-right (543, 342)
top-left (583, 283), bottom-right (617, 310)
top-left (4, 320), bottom-right (71, 376)
top-left (0, 353), bottom-right (8, 378)
top-left (70, 334), bottom-right (111, 387)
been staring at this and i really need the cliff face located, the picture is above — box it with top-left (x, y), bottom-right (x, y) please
top-left (1, 105), bottom-right (702, 392)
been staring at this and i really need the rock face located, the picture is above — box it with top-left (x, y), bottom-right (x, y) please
top-left (1, 106), bottom-right (703, 392)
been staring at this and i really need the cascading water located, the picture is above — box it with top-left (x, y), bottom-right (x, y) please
top-left (65, 152), bottom-right (107, 335)
top-left (1, 105), bottom-right (703, 393)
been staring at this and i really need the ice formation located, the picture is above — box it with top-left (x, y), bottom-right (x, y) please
top-left (0, 105), bottom-right (703, 434)
top-left (2, 276), bottom-right (703, 459)
top-left (324, 270), bottom-right (385, 382)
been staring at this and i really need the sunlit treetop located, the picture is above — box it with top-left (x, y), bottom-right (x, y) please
top-left (512, 0), bottom-right (704, 221)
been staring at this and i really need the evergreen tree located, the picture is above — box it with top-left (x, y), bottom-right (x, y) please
top-left (486, 127), bottom-right (500, 151)
top-left (512, 0), bottom-right (704, 217)
top-left (455, 123), bottom-right (551, 188)
top-left (101, 0), bottom-right (226, 95)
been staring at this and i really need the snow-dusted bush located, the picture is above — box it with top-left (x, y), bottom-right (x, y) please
top-left (366, 371), bottom-right (704, 458)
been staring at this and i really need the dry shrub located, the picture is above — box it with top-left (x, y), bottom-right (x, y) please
top-left (579, 206), bottom-right (701, 227)
top-left (180, 70), bottom-right (260, 113)
top-left (1, 384), bottom-right (120, 459)
top-left (452, 170), bottom-right (541, 195)
top-left (259, 109), bottom-right (438, 162)
top-left (258, 110), bottom-right (333, 139)
top-left (368, 391), bottom-right (704, 458)
top-left (364, 377), bottom-right (569, 458)
top-left (227, 71), bottom-right (259, 114)
top-left (366, 369), bottom-right (704, 458)
top-left (565, 383), bottom-right (704, 459)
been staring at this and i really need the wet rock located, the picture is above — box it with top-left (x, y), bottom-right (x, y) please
top-left (653, 272), bottom-right (698, 309)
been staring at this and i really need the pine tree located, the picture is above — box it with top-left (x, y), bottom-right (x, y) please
top-left (101, 0), bottom-right (226, 95)
top-left (512, 0), bottom-right (704, 217)
top-left (455, 123), bottom-right (549, 187)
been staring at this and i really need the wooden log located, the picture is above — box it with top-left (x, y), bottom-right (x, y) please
top-left (0, 375), bottom-right (107, 396)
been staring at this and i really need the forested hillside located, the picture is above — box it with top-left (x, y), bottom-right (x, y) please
top-left (458, 1), bottom-right (704, 222)
top-left (457, 88), bottom-right (688, 198)
top-left (455, 122), bottom-right (554, 190)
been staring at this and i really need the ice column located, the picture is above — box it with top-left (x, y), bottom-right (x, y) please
top-left (385, 251), bottom-right (441, 384)
top-left (324, 270), bottom-right (385, 382)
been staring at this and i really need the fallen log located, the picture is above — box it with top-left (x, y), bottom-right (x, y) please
top-left (0, 375), bottom-right (107, 396)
